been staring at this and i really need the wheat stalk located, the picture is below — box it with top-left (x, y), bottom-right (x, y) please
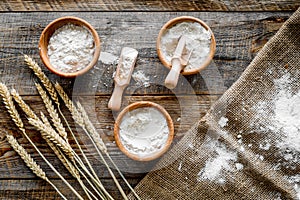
top-left (36, 83), bottom-right (67, 140)
top-left (24, 55), bottom-right (59, 106)
top-left (6, 135), bottom-right (67, 200)
top-left (28, 118), bottom-right (74, 161)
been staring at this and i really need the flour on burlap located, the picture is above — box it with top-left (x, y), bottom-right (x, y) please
top-left (251, 73), bottom-right (300, 164)
top-left (196, 139), bottom-right (242, 184)
top-left (250, 73), bottom-right (300, 196)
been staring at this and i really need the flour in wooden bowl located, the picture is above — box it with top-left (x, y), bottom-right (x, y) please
top-left (47, 24), bottom-right (95, 73)
top-left (160, 21), bottom-right (212, 72)
top-left (119, 107), bottom-right (169, 157)
top-left (114, 102), bottom-right (174, 161)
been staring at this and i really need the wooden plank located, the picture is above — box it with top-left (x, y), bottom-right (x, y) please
top-left (0, 12), bottom-right (291, 96)
top-left (0, 94), bottom-right (219, 179)
top-left (0, 178), bottom-right (140, 199)
top-left (0, 0), bottom-right (298, 11)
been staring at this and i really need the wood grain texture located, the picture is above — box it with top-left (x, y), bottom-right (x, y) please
top-left (0, 179), bottom-right (141, 199)
top-left (0, 0), bottom-right (299, 11)
top-left (0, 12), bottom-right (291, 96)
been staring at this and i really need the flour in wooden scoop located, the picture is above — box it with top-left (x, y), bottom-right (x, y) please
top-left (48, 24), bottom-right (95, 73)
top-left (119, 107), bottom-right (169, 156)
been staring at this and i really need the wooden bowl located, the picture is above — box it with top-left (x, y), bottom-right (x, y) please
top-left (39, 16), bottom-right (101, 78)
top-left (157, 16), bottom-right (216, 75)
top-left (114, 101), bottom-right (174, 161)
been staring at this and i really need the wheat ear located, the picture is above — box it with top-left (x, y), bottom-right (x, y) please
top-left (11, 89), bottom-right (39, 120)
top-left (0, 83), bottom-right (83, 200)
top-left (24, 55), bottom-right (59, 106)
top-left (36, 83), bottom-right (67, 140)
top-left (6, 135), bottom-right (67, 200)
top-left (76, 101), bottom-right (107, 153)
top-left (28, 118), bottom-right (74, 161)
top-left (54, 82), bottom-right (84, 127)
top-left (0, 83), bottom-right (25, 132)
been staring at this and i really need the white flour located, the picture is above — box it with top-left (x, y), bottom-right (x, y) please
top-left (132, 70), bottom-right (150, 87)
top-left (99, 52), bottom-right (118, 65)
top-left (119, 107), bottom-right (169, 157)
top-left (48, 24), bottom-right (95, 73)
top-left (218, 116), bottom-right (228, 128)
top-left (160, 22), bottom-right (211, 72)
top-left (197, 140), bottom-right (237, 184)
top-left (118, 51), bottom-right (137, 81)
top-left (250, 73), bottom-right (300, 196)
top-left (252, 74), bottom-right (300, 164)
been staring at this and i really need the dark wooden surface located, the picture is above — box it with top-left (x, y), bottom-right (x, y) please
top-left (0, 1), bottom-right (298, 199)
top-left (0, 0), bottom-right (299, 11)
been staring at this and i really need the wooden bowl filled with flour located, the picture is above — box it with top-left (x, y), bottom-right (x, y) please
top-left (114, 101), bottom-right (174, 161)
top-left (157, 16), bottom-right (216, 76)
top-left (39, 16), bottom-right (101, 78)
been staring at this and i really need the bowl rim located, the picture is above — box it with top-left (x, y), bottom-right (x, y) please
top-left (114, 101), bottom-right (174, 161)
top-left (156, 16), bottom-right (216, 75)
top-left (39, 16), bottom-right (101, 78)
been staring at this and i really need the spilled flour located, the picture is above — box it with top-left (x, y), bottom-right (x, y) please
top-left (252, 74), bottom-right (300, 164)
top-left (132, 70), bottom-right (150, 87)
top-left (99, 52), bottom-right (118, 65)
top-left (197, 140), bottom-right (238, 184)
top-left (218, 116), bottom-right (228, 128)
top-left (250, 73), bottom-right (300, 197)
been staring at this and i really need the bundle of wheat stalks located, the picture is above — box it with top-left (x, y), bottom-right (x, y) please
top-left (0, 55), bottom-right (140, 200)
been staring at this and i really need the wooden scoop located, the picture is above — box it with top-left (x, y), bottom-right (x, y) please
top-left (108, 47), bottom-right (138, 111)
top-left (164, 35), bottom-right (191, 89)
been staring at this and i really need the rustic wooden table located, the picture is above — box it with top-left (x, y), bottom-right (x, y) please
top-left (0, 1), bottom-right (299, 199)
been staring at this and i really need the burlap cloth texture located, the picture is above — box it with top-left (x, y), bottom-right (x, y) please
top-left (128, 8), bottom-right (300, 200)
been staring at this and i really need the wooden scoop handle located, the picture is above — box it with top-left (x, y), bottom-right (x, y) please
top-left (165, 58), bottom-right (182, 89)
top-left (108, 84), bottom-right (125, 111)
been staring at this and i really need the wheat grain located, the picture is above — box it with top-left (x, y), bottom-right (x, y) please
top-left (76, 101), bottom-right (107, 153)
top-left (11, 89), bottom-right (39, 120)
top-left (36, 83), bottom-right (67, 140)
top-left (54, 82), bottom-right (85, 127)
top-left (0, 83), bottom-right (25, 132)
top-left (54, 82), bottom-right (73, 111)
top-left (24, 55), bottom-right (59, 106)
top-left (6, 134), bottom-right (47, 180)
top-left (28, 118), bottom-right (74, 160)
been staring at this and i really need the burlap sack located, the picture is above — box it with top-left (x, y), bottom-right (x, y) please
top-left (129, 8), bottom-right (300, 200)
